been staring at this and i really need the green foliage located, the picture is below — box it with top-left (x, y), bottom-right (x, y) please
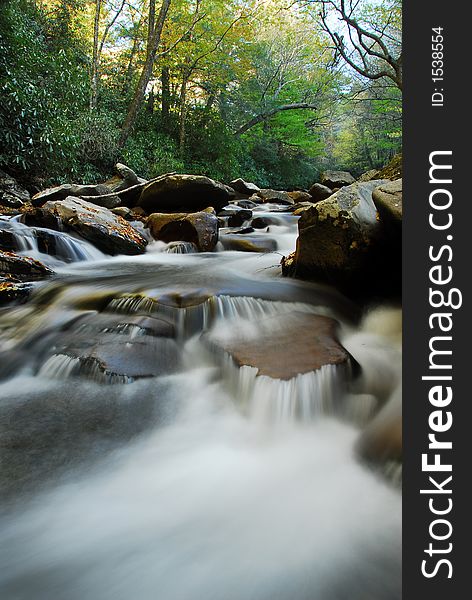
top-left (0, 0), bottom-right (402, 189)
top-left (122, 128), bottom-right (185, 179)
top-left (240, 130), bottom-right (320, 189)
top-left (76, 113), bottom-right (120, 168)
top-left (0, 0), bottom-right (89, 180)
top-left (328, 84), bottom-right (402, 175)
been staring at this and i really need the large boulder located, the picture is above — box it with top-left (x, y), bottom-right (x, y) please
top-left (32, 183), bottom-right (122, 209)
top-left (308, 182), bottom-right (333, 202)
top-left (372, 179), bottom-right (402, 228)
top-left (147, 210), bottom-right (219, 252)
top-left (0, 169), bottom-right (30, 208)
top-left (41, 197), bottom-right (148, 255)
top-left (138, 174), bottom-right (232, 214)
top-left (206, 313), bottom-right (350, 380)
top-left (320, 170), bottom-right (355, 190)
top-left (229, 178), bottom-right (260, 196)
top-left (282, 180), bottom-right (395, 296)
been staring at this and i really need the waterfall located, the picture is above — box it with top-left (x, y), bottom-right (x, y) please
top-left (0, 219), bottom-right (104, 264)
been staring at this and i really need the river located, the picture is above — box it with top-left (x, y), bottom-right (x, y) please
top-left (0, 203), bottom-right (401, 599)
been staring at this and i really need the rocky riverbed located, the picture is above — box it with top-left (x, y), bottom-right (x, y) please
top-left (0, 159), bottom-right (402, 600)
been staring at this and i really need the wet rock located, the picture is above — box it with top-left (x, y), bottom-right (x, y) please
top-left (76, 313), bottom-right (176, 339)
top-left (282, 180), bottom-right (391, 295)
top-left (231, 199), bottom-right (260, 209)
top-left (308, 182), bottom-right (333, 202)
top-left (218, 207), bottom-right (252, 219)
top-left (320, 170), bottom-right (355, 190)
top-left (131, 206), bottom-right (147, 218)
top-left (111, 206), bottom-right (134, 220)
top-left (0, 278), bottom-right (32, 306)
top-left (103, 163), bottom-right (148, 206)
top-left (207, 313), bottom-right (350, 380)
top-left (115, 163), bottom-right (141, 185)
top-left (0, 194), bottom-right (23, 209)
top-left (227, 211), bottom-right (252, 227)
top-left (32, 183), bottom-right (122, 209)
top-left (222, 184), bottom-right (237, 201)
top-left (372, 179), bottom-right (402, 228)
top-left (0, 386), bottom-right (166, 499)
top-left (138, 174), bottom-right (232, 214)
top-left (0, 229), bottom-right (17, 252)
top-left (0, 205), bottom-right (22, 217)
top-left (0, 250), bottom-right (54, 281)
top-left (219, 235), bottom-right (277, 253)
top-left (256, 189), bottom-right (293, 204)
top-left (0, 169), bottom-right (30, 207)
top-left (147, 210), bottom-right (219, 252)
top-left (37, 311), bottom-right (180, 382)
top-left (287, 191), bottom-right (313, 203)
top-left (229, 178), bottom-right (260, 196)
top-left (42, 196), bottom-right (148, 255)
top-left (21, 206), bottom-right (62, 230)
top-left (231, 227), bottom-right (255, 235)
top-left (292, 202), bottom-right (316, 216)
top-left (203, 206), bottom-right (217, 215)
top-left (250, 216), bottom-right (272, 229)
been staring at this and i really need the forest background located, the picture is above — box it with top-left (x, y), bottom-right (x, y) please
top-left (0, 0), bottom-right (402, 189)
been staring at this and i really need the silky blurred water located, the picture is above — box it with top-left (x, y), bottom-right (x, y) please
top-left (0, 205), bottom-right (401, 600)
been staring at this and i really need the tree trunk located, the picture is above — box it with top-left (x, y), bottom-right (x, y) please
top-left (90, 0), bottom-right (102, 110)
top-left (123, 24), bottom-right (141, 94)
top-left (178, 70), bottom-right (190, 157)
top-left (161, 65), bottom-right (171, 129)
top-left (147, 88), bottom-right (155, 113)
top-left (119, 0), bottom-right (172, 148)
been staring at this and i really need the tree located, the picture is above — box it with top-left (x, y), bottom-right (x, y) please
top-left (228, 9), bottom-right (339, 138)
top-left (90, 0), bottom-right (127, 110)
top-left (314, 0), bottom-right (402, 90)
top-left (119, 0), bottom-right (172, 147)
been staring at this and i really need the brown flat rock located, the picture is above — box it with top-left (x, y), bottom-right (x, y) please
top-left (209, 313), bottom-right (350, 380)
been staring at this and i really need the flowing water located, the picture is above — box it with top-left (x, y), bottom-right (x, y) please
top-left (0, 204), bottom-right (402, 599)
